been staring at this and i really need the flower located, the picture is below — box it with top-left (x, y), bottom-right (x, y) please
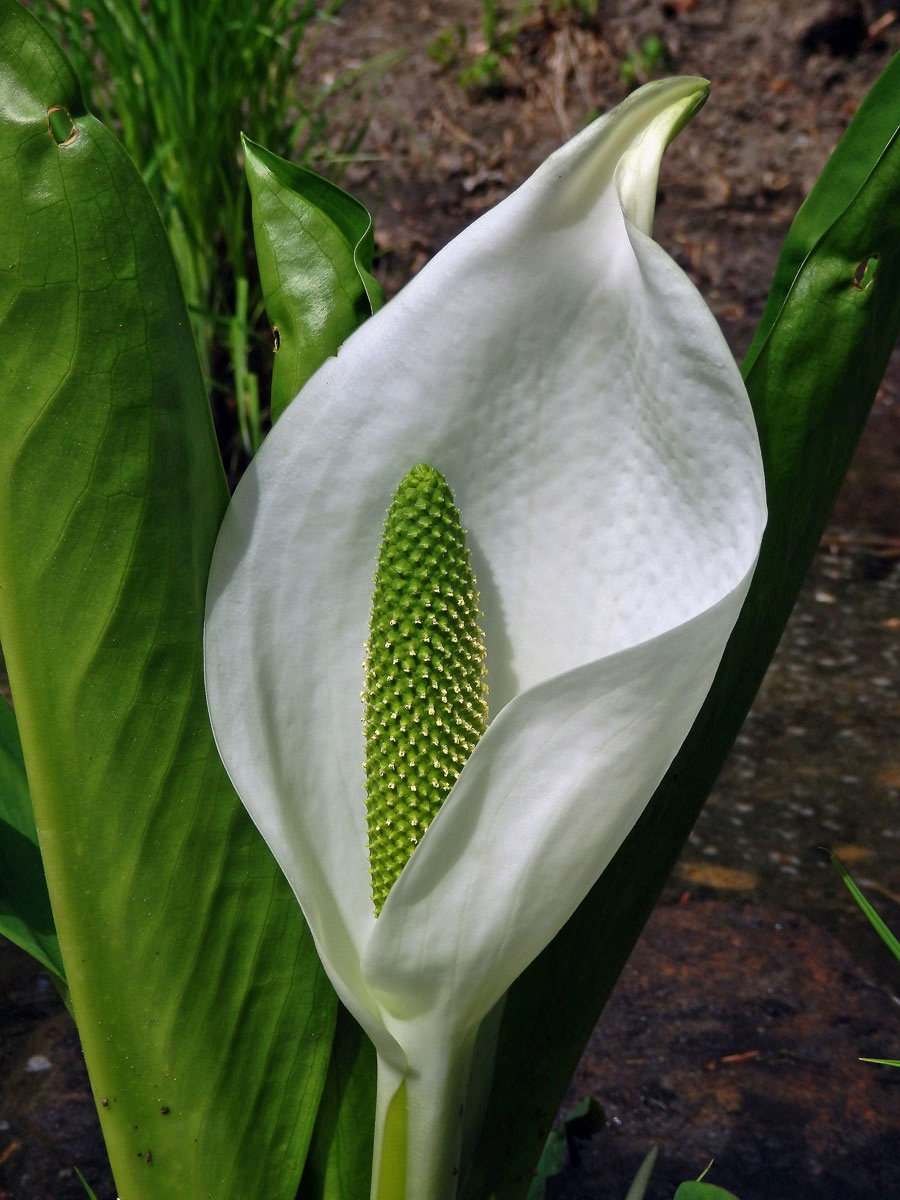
top-left (204, 77), bottom-right (766, 1199)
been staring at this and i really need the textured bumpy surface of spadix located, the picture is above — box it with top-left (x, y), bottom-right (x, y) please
top-left (365, 465), bottom-right (487, 914)
top-left (205, 77), bottom-right (767, 1200)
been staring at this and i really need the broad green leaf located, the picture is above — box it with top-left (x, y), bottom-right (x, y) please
top-left (524, 1097), bottom-right (604, 1200)
top-left (523, 1126), bottom-right (566, 1200)
top-left (460, 52), bottom-right (900, 1200)
top-left (0, 694), bottom-right (67, 995)
top-left (743, 50), bottom-right (900, 372)
top-left (0, 4), bottom-right (335, 1196)
top-left (299, 1004), bottom-right (377, 1200)
top-left (243, 136), bottom-right (384, 423)
top-left (673, 1185), bottom-right (740, 1200)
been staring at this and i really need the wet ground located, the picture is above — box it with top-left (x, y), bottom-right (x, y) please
top-left (675, 408), bottom-right (900, 948)
top-left (3, 0), bottom-right (900, 1196)
top-left (558, 900), bottom-right (900, 1199)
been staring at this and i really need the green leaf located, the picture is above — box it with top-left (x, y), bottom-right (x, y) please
top-left (523, 1097), bottom-right (605, 1200)
top-left (243, 136), bottom-right (384, 424)
top-left (523, 1125), bottom-right (566, 1200)
top-left (830, 853), bottom-right (900, 964)
top-left (0, 4), bottom-right (335, 1196)
top-left (460, 49), bottom-right (900, 1200)
top-left (299, 1004), bottom-right (377, 1200)
top-left (0, 694), bottom-right (67, 996)
top-left (74, 1167), bottom-right (100, 1200)
top-left (624, 1146), bottom-right (659, 1200)
top-left (831, 854), bottom-right (900, 1068)
top-left (742, 50), bottom-right (900, 374)
top-left (673, 1185), bottom-right (740, 1200)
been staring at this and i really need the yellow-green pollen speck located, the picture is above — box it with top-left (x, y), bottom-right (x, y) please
top-left (363, 464), bottom-right (488, 915)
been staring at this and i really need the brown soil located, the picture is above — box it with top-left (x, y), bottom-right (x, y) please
top-left (557, 902), bottom-right (900, 1198)
top-left (317, 0), bottom-right (898, 354)
top-left (3, 1), bottom-right (900, 1197)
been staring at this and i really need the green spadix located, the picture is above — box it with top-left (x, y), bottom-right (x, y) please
top-left (364, 465), bottom-right (487, 914)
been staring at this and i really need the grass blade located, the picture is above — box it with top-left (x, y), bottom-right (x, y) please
top-left (624, 1146), bottom-right (659, 1200)
top-left (830, 853), bottom-right (900, 965)
top-left (40, 0), bottom-right (356, 460)
top-left (73, 1168), bottom-right (100, 1200)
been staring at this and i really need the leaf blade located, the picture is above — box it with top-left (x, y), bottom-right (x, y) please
top-left (743, 50), bottom-right (900, 375)
top-left (299, 1004), bottom-right (378, 1200)
top-left (830, 853), bottom-right (900, 964)
top-left (0, 4), bottom-right (335, 1195)
top-left (0, 695), bottom-right (66, 993)
top-left (673, 1185), bottom-right (741, 1200)
top-left (243, 135), bottom-right (384, 423)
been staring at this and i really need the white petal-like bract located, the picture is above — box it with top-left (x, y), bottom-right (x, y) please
top-left (205, 77), bottom-right (766, 1199)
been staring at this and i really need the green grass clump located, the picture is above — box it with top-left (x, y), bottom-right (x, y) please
top-left (42, 0), bottom-right (381, 461)
top-left (620, 34), bottom-right (670, 87)
top-left (548, 0), bottom-right (599, 16)
top-left (427, 24), bottom-right (467, 70)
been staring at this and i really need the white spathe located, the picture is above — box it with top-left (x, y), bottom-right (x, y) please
top-left (204, 77), bottom-right (766, 1199)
